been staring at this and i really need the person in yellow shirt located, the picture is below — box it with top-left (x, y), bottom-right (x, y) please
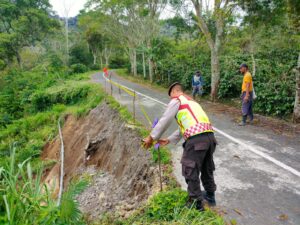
top-left (239, 64), bottom-right (254, 126)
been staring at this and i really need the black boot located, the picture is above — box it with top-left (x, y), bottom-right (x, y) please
top-left (185, 198), bottom-right (204, 212)
top-left (203, 191), bottom-right (216, 206)
top-left (185, 197), bottom-right (195, 208)
top-left (239, 115), bottom-right (247, 126)
top-left (195, 200), bottom-right (204, 212)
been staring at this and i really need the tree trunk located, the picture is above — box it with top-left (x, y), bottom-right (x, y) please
top-left (251, 53), bottom-right (256, 77)
top-left (192, 0), bottom-right (224, 102)
top-left (210, 48), bottom-right (220, 101)
top-left (293, 53), bottom-right (300, 123)
top-left (104, 46), bottom-right (112, 67)
top-left (129, 49), bottom-right (134, 75)
top-left (65, 17), bottom-right (69, 66)
top-left (133, 49), bottom-right (137, 76)
top-left (93, 53), bottom-right (97, 65)
top-left (100, 56), bottom-right (103, 69)
top-left (142, 52), bottom-right (146, 79)
top-left (148, 57), bottom-right (154, 83)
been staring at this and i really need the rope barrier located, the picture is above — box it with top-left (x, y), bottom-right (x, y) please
top-left (103, 73), bottom-right (153, 127)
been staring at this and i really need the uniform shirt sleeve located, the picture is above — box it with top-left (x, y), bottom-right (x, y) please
top-left (167, 129), bottom-right (182, 145)
top-left (150, 98), bottom-right (180, 140)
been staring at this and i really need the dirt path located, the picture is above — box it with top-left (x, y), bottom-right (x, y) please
top-left (93, 72), bottom-right (300, 225)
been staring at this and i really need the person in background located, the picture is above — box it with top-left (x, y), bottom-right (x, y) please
top-left (192, 71), bottom-right (204, 100)
top-left (239, 64), bottom-right (254, 126)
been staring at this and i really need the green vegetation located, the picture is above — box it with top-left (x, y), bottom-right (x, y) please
top-left (0, 70), bottom-right (104, 168)
top-left (0, 147), bottom-right (88, 225)
top-left (96, 189), bottom-right (224, 225)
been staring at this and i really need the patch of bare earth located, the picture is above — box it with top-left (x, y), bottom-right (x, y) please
top-left (41, 102), bottom-right (161, 220)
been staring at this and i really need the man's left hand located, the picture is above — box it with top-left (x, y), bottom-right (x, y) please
top-left (143, 135), bottom-right (153, 149)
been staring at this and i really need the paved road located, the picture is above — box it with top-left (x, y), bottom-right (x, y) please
top-left (92, 72), bottom-right (300, 225)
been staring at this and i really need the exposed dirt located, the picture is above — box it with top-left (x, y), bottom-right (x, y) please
top-left (41, 102), bottom-right (160, 220)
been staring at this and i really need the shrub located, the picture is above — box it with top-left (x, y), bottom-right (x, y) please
top-left (89, 64), bottom-right (101, 70)
top-left (30, 83), bottom-right (91, 111)
top-left (70, 63), bottom-right (88, 74)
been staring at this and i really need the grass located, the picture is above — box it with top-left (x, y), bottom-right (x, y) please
top-left (93, 189), bottom-right (225, 225)
top-left (0, 146), bottom-right (88, 225)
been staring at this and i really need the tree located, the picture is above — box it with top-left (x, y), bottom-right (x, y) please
top-left (0, 0), bottom-right (60, 67)
top-left (168, 0), bottom-right (235, 100)
top-left (86, 29), bottom-right (104, 65)
top-left (190, 0), bottom-right (236, 101)
top-left (294, 54), bottom-right (300, 122)
top-left (86, 0), bottom-right (166, 79)
top-left (78, 10), bottom-right (117, 67)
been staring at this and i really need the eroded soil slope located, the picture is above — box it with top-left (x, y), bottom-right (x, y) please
top-left (42, 102), bottom-right (159, 219)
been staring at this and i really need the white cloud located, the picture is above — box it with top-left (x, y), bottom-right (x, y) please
top-left (49, 0), bottom-right (87, 17)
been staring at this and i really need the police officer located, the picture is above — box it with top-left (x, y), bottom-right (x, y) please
top-left (143, 82), bottom-right (217, 211)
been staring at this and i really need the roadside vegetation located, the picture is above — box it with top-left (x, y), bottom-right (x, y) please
top-left (0, 67), bottom-right (224, 224)
top-left (1, 0), bottom-right (298, 224)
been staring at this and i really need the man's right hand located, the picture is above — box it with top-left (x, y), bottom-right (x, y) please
top-left (158, 139), bottom-right (170, 146)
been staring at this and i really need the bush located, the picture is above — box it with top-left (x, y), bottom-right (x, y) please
top-left (89, 64), bottom-right (101, 70)
top-left (69, 43), bottom-right (93, 66)
top-left (70, 63), bottom-right (88, 74)
top-left (30, 83), bottom-right (91, 112)
top-left (153, 40), bottom-right (298, 117)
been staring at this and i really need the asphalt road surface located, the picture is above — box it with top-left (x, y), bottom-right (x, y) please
top-left (92, 72), bottom-right (300, 225)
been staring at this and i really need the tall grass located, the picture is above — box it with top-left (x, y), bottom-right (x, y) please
top-left (95, 189), bottom-right (225, 225)
top-left (0, 146), bottom-right (87, 225)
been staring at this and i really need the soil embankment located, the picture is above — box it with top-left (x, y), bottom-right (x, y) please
top-left (41, 102), bottom-right (159, 219)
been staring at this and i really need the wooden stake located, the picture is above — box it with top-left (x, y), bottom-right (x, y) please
top-left (158, 147), bottom-right (163, 192)
top-left (110, 77), bottom-right (113, 95)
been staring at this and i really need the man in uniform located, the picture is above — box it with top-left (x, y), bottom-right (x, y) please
top-left (143, 82), bottom-right (217, 211)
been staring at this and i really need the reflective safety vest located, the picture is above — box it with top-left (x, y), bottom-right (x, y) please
top-left (175, 95), bottom-right (213, 139)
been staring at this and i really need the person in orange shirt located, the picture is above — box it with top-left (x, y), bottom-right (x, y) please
top-left (103, 67), bottom-right (109, 77)
top-left (239, 64), bottom-right (253, 126)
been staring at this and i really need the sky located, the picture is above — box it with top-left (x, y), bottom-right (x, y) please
top-left (49, 0), bottom-right (88, 17)
top-left (49, 0), bottom-right (176, 19)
